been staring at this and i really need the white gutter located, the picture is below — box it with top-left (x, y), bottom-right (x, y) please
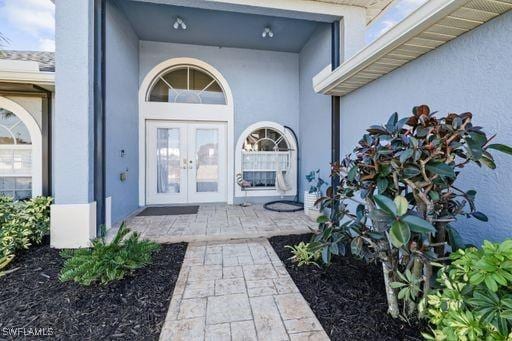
top-left (0, 70), bottom-right (55, 86)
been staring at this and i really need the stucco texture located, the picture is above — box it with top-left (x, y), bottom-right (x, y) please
top-left (106, 0), bottom-right (140, 223)
top-left (298, 24), bottom-right (332, 199)
top-left (339, 11), bottom-right (512, 245)
top-left (139, 41), bottom-right (300, 140)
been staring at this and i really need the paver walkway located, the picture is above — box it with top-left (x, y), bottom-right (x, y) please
top-left (121, 204), bottom-right (315, 243)
top-left (159, 238), bottom-right (329, 341)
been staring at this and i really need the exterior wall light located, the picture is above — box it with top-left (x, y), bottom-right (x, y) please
top-left (173, 17), bottom-right (187, 30)
top-left (262, 27), bottom-right (274, 38)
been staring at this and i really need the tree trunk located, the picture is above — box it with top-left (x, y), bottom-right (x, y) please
top-left (382, 260), bottom-right (400, 318)
top-left (367, 199), bottom-right (400, 318)
top-left (434, 221), bottom-right (447, 257)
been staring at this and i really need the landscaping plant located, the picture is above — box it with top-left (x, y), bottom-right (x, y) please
top-left (305, 169), bottom-right (326, 195)
top-left (423, 239), bottom-right (512, 340)
top-left (59, 223), bottom-right (160, 285)
top-left (301, 105), bottom-right (511, 318)
top-left (0, 195), bottom-right (52, 275)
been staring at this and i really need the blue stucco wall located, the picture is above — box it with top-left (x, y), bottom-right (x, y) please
top-left (54, 0), bottom-right (94, 204)
top-left (139, 41), bottom-right (300, 140)
top-left (339, 12), bottom-right (512, 245)
top-left (105, 1), bottom-right (140, 223)
top-left (298, 24), bottom-right (331, 199)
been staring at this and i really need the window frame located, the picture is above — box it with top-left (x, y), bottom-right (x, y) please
top-left (146, 64), bottom-right (227, 105)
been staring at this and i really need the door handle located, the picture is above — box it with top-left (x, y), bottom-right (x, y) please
top-left (188, 160), bottom-right (193, 169)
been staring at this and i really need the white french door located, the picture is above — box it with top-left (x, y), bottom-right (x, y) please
top-left (146, 120), bottom-right (227, 204)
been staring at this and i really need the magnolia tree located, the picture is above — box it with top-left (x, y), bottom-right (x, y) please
top-left (309, 105), bottom-right (511, 318)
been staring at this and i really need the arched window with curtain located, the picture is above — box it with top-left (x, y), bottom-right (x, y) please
top-left (0, 108), bottom-right (33, 199)
top-left (241, 127), bottom-right (291, 189)
top-left (147, 65), bottom-right (226, 105)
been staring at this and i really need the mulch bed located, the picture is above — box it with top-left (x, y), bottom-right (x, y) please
top-left (269, 234), bottom-right (426, 341)
top-left (0, 237), bottom-right (186, 340)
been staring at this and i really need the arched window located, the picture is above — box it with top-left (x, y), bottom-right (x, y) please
top-left (0, 108), bottom-right (33, 199)
top-left (241, 127), bottom-right (291, 189)
top-left (147, 65), bottom-right (226, 105)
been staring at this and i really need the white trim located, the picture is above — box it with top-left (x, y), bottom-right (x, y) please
top-left (50, 202), bottom-right (96, 248)
top-left (0, 70), bottom-right (54, 86)
top-left (139, 57), bottom-right (235, 205)
top-left (235, 121), bottom-right (297, 198)
top-left (0, 96), bottom-right (43, 197)
top-left (130, 0), bottom-right (389, 23)
top-left (312, 0), bottom-right (508, 96)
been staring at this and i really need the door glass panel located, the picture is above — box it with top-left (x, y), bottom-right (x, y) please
top-left (156, 128), bottom-right (181, 194)
top-left (195, 129), bottom-right (219, 192)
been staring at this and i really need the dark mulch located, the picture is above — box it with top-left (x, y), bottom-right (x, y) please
top-left (0, 237), bottom-right (186, 340)
top-left (269, 234), bottom-right (426, 341)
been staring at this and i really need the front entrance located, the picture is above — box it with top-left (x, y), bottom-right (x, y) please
top-left (146, 120), bottom-right (227, 204)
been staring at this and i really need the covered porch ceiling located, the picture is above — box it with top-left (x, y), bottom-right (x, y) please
top-left (117, 0), bottom-right (331, 52)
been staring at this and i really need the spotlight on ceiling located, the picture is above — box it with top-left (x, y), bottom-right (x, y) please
top-left (262, 27), bottom-right (274, 38)
top-left (173, 17), bottom-right (187, 30)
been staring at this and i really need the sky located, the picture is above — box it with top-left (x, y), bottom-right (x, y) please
top-left (366, 0), bottom-right (428, 43)
top-left (0, 0), bottom-right (426, 52)
top-left (0, 0), bottom-right (55, 51)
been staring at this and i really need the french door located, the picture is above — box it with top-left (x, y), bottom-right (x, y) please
top-left (146, 120), bottom-right (227, 204)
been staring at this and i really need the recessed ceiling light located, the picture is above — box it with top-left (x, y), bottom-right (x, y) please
top-left (173, 17), bottom-right (187, 30)
top-left (262, 27), bottom-right (274, 38)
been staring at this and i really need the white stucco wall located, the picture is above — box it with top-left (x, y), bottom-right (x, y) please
top-left (338, 11), bottom-right (512, 245)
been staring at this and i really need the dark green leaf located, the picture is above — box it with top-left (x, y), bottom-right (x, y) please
top-left (446, 225), bottom-right (465, 251)
top-left (401, 215), bottom-right (436, 233)
top-left (466, 132), bottom-right (487, 160)
top-left (399, 149), bottom-right (414, 164)
top-left (487, 143), bottom-right (512, 156)
top-left (426, 162), bottom-right (455, 178)
top-left (316, 215), bottom-right (329, 224)
top-left (472, 211), bottom-right (489, 222)
top-left (347, 166), bottom-right (357, 182)
top-left (377, 177), bottom-right (388, 194)
top-left (403, 166), bottom-right (421, 178)
top-left (389, 220), bottom-right (411, 247)
top-left (374, 194), bottom-right (397, 216)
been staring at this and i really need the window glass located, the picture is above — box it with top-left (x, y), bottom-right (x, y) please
top-left (148, 66), bottom-right (226, 105)
top-left (0, 107), bottom-right (33, 200)
top-left (241, 127), bottom-right (291, 189)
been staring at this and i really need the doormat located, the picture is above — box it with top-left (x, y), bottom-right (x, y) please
top-left (137, 205), bottom-right (199, 216)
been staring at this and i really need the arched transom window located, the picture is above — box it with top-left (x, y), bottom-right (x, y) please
top-left (0, 108), bottom-right (32, 199)
top-left (241, 127), bottom-right (291, 189)
top-left (147, 65), bottom-right (226, 105)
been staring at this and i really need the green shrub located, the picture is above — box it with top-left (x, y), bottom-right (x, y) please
top-left (0, 195), bottom-right (52, 274)
top-left (311, 106), bottom-right (511, 318)
top-left (59, 223), bottom-right (160, 286)
top-left (286, 241), bottom-right (321, 267)
top-left (423, 240), bottom-right (512, 340)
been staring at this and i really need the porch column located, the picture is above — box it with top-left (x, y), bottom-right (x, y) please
top-left (51, 0), bottom-right (96, 248)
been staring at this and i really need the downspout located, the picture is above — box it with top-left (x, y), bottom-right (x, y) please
top-left (93, 0), bottom-right (106, 235)
top-left (331, 20), bottom-right (341, 215)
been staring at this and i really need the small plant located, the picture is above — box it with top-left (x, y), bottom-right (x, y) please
top-left (286, 241), bottom-right (321, 267)
top-left (0, 196), bottom-right (52, 275)
top-left (59, 223), bottom-right (160, 286)
top-left (305, 169), bottom-right (326, 195)
top-left (423, 239), bottom-right (512, 340)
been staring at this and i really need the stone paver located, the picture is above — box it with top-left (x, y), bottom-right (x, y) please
top-left (111, 204), bottom-right (316, 243)
top-left (159, 239), bottom-right (329, 341)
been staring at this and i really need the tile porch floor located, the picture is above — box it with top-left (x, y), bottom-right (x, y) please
top-left (159, 239), bottom-right (329, 341)
top-left (114, 204), bottom-right (329, 340)
top-left (119, 204), bottom-right (317, 243)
